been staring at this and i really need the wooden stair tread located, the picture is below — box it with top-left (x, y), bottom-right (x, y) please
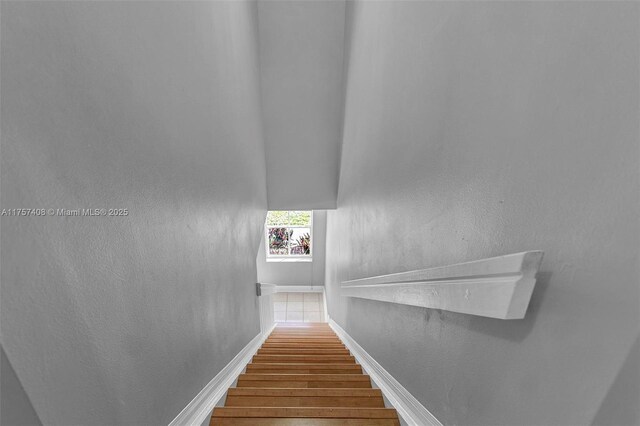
top-left (263, 342), bottom-right (344, 345)
top-left (269, 333), bottom-right (338, 336)
top-left (211, 407), bottom-right (399, 418)
top-left (267, 336), bottom-right (340, 338)
top-left (237, 382), bottom-right (371, 389)
top-left (268, 333), bottom-right (338, 336)
top-left (268, 335), bottom-right (338, 338)
top-left (252, 355), bottom-right (356, 364)
top-left (268, 332), bottom-right (337, 335)
top-left (258, 349), bottom-right (351, 355)
top-left (246, 362), bottom-right (361, 368)
top-left (246, 364), bottom-right (362, 374)
top-left (227, 388), bottom-right (382, 397)
top-left (238, 374), bottom-right (371, 381)
top-left (265, 337), bottom-right (342, 345)
top-left (237, 373), bottom-right (373, 387)
top-left (261, 344), bottom-right (347, 349)
top-left (269, 334), bottom-right (337, 337)
top-left (211, 419), bottom-right (400, 425)
top-left (224, 395), bottom-right (385, 408)
top-left (266, 337), bottom-right (342, 341)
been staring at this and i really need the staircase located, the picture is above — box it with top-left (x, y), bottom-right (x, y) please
top-left (210, 322), bottom-right (400, 425)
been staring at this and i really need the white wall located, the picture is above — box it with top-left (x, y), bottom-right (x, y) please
top-left (258, 1), bottom-right (345, 210)
top-left (1, 2), bottom-right (267, 425)
top-left (1, 347), bottom-right (42, 426)
top-left (325, 2), bottom-right (639, 425)
top-left (257, 210), bottom-right (327, 287)
top-left (591, 334), bottom-right (640, 426)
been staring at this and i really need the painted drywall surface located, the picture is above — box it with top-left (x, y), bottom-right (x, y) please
top-left (257, 210), bottom-right (327, 287)
top-left (258, 1), bottom-right (345, 210)
top-left (1, 2), bottom-right (266, 425)
top-left (1, 346), bottom-right (43, 426)
top-left (325, 2), bottom-right (639, 425)
top-left (591, 333), bottom-right (640, 426)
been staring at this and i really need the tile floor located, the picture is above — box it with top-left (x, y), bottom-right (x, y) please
top-left (273, 292), bottom-right (325, 323)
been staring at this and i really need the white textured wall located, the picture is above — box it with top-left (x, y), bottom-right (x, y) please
top-left (1, 347), bottom-right (42, 426)
top-left (258, 1), bottom-right (345, 210)
top-left (257, 210), bottom-right (327, 287)
top-left (1, 2), bottom-right (267, 424)
top-left (325, 2), bottom-right (639, 425)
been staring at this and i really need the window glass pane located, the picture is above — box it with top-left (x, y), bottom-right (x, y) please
top-left (290, 227), bottom-right (311, 255)
top-left (266, 211), bottom-right (289, 226)
top-left (268, 227), bottom-right (291, 255)
top-left (288, 211), bottom-right (311, 226)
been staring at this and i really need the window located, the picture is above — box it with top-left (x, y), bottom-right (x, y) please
top-left (266, 211), bottom-right (312, 261)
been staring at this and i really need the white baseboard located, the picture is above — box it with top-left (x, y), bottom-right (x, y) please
top-left (328, 319), bottom-right (442, 426)
top-left (168, 324), bottom-right (276, 426)
top-left (270, 284), bottom-right (325, 293)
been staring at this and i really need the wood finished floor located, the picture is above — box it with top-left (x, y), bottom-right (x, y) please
top-left (210, 323), bottom-right (400, 425)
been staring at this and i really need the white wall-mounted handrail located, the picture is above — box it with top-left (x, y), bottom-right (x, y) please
top-left (341, 251), bottom-right (544, 319)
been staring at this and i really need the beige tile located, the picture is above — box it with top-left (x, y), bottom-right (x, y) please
top-left (287, 293), bottom-right (303, 302)
top-left (273, 302), bottom-right (287, 312)
top-left (287, 301), bottom-right (304, 312)
top-left (274, 311), bottom-right (286, 322)
top-left (273, 293), bottom-right (287, 302)
top-left (304, 301), bottom-right (320, 312)
top-left (303, 311), bottom-right (321, 322)
top-left (303, 293), bottom-right (319, 302)
top-left (286, 311), bottom-right (303, 322)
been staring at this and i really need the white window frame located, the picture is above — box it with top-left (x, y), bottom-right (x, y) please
top-left (265, 211), bottom-right (313, 263)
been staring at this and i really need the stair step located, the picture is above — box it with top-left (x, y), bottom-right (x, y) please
top-left (237, 374), bottom-right (371, 381)
top-left (252, 355), bottom-right (356, 364)
top-left (265, 339), bottom-right (343, 344)
top-left (211, 407), bottom-right (399, 419)
top-left (268, 336), bottom-right (337, 339)
top-left (270, 332), bottom-right (337, 336)
top-left (268, 336), bottom-right (338, 340)
top-left (245, 363), bottom-right (362, 374)
top-left (265, 336), bottom-right (342, 344)
top-left (269, 334), bottom-right (340, 342)
top-left (261, 343), bottom-right (346, 349)
top-left (269, 333), bottom-right (337, 336)
top-left (271, 328), bottom-right (334, 332)
top-left (226, 388), bottom-right (382, 397)
top-left (257, 348), bottom-right (351, 355)
top-left (236, 374), bottom-right (372, 388)
top-left (211, 419), bottom-right (399, 425)
top-left (270, 332), bottom-right (336, 335)
top-left (225, 390), bottom-right (384, 407)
